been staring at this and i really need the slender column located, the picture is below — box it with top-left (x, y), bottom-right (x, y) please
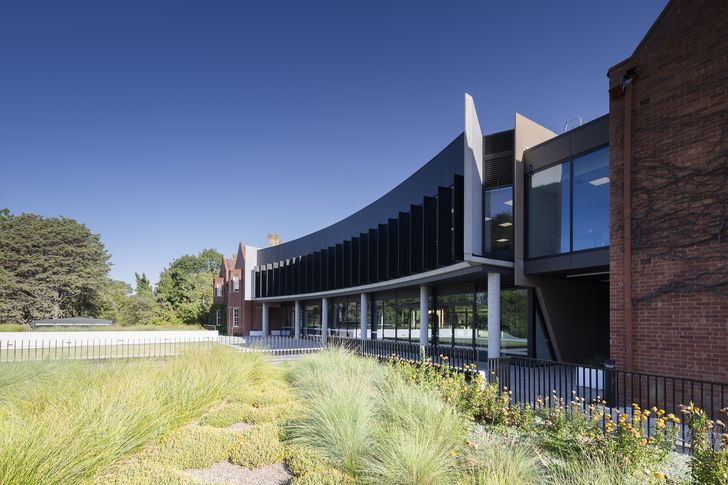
top-left (262, 303), bottom-right (269, 336)
top-left (360, 293), bottom-right (368, 340)
top-left (420, 285), bottom-right (429, 346)
top-left (488, 272), bottom-right (501, 358)
top-left (294, 300), bottom-right (301, 339)
top-left (321, 297), bottom-right (329, 344)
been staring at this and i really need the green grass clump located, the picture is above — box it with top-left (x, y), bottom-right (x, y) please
top-left (228, 424), bottom-right (285, 468)
top-left (0, 346), bottom-right (268, 485)
top-left (145, 425), bottom-right (238, 469)
top-left (287, 349), bottom-right (383, 477)
top-left (368, 376), bottom-right (466, 484)
top-left (94, 458), bottom-right (198, 485)
top-left (458, 440), bottom-right (543, 485)
top-left (286, 348), bottom-right (467, 483)
top-left (292, 468), bottom-right (356, 485)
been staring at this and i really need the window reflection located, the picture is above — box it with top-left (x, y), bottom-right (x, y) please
top-left (528, 162), bottom-right (571, 257)
top-left (573, 148), bottom-right (609, 250)
top-left (484, 186), bottom-right (513, 255)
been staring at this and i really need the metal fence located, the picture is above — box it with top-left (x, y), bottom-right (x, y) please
top-left (0, 335), bottom-right (324, 363)
top-left (328, 336), bottom-right (479, 370)
top-left (327, 337), bottom-right (727, 452)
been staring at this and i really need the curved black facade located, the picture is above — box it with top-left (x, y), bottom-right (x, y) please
top-left (255, 134), bottom-right (466, 298)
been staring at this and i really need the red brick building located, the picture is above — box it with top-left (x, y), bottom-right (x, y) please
top-left (608, 0), bottom-right (728, 382)
top-left (213, 242), bottom-right (284, 336)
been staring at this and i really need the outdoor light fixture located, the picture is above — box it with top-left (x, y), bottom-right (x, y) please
top-left (589, 177), bottom-right (610, 186)
top-left (498, 222), bottom-right (512, 227)
top-left (484, 216), bottom-right (492, 221)
top-left (503, 200), bottom-right (513, 206)
top-left (496, 238), bottom-right (509, 243)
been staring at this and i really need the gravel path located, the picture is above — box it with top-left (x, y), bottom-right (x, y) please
top-left (185, 460), bottom-right (292, 485)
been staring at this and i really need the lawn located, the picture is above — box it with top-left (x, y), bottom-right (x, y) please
top-left (1, 345), bottom-right (720, 484)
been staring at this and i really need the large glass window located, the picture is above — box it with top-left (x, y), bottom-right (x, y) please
top-left (572, 148), bottom-right (609, 251)
top-left (484, 186), bottom-right (513, 255)
top-left (527, 147), bottom-right (610, 258)
top-left (528, 161), bottom-right (571, 257)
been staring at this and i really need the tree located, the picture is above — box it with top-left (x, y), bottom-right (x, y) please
top-left (156, 249), bottom-right (223, 324)
top-left (0, 210), bottom-right (110, 324)
top-left (97, 279), bottom-right (132, 324)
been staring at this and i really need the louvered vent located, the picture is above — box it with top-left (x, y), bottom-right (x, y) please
top-left (483, 130), bottom-right (514, 188)
top-left (485, 130), bottom-right (514, 155)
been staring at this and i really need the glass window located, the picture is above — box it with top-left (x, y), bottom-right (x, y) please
top-left (528, 161), bottom-right (570, 257)
top-left (303, 302), bottom-right (321, 336)
top-left (233, 308), bottom-right (239, 327)
top-left (501, 289), bottom-right (527, 356)
top-left (484, 186), bottom-right (513, 255)
top-left (572, 147), bottom-right (609, 251)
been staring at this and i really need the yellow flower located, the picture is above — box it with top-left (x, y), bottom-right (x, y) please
top-left (654, 471), bottom-right (666, 480)
top-left (450, 450), bottom-right (457, 457)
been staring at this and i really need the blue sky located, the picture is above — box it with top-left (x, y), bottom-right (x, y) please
top-left (0, 0), bottom-right (667, 286)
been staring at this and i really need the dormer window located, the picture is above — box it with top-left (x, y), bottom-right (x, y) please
top-left (233, 277), bottom-right (240, 292)
top-left (215, 284), bottom-right (222, 297)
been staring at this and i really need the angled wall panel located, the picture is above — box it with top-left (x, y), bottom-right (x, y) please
top-left (378, 223), bottom-right (388, 281)
top-left (351, 237), bottom-right (360, 286)
top-left (453, 174), bottom-right (465, 261)
top-left (437, 186), bottom-right (453, 266)
top-left (423, 196), bottom-right (437, 270)
top-left (410, 204), bottom-right (423, 273)
top-left (388, 218), bottom-right (399, 279)
top-left (369, 228), bottom-right (379, 282)
top-left (398, 211), bottom-right (411, 276)
top-left (359, 233), bottom-right (369, 285)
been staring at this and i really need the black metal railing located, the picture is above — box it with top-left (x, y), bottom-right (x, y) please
top-left (323, 337), bottom-right (727, 451)
top-left (327, 336), bottom-right (478, 371)
top-left (224, 335), bottom-right (324, 356)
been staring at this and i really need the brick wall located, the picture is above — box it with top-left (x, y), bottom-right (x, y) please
top-left (609, 0), bottom-right (728, 383)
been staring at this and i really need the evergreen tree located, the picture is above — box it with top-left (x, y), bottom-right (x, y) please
top-left (0, 210), bottom-right (110, 324)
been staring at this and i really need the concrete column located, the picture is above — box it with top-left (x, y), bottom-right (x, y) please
top-left (321, 297), bottom-right (329, 344)
top-left (360, 293), bottom-right (368, 340)
top-left (262, 303), bottom-right (269, 336)
top-left (420, 285), bottom-right (429, 346)
top-left (294, 300), bottom-right (301, 339)
top-left (488, 272), bottom-right (501, 358)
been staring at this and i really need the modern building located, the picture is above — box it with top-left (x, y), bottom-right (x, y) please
top-left (216, 0), bottom-right (728, 382)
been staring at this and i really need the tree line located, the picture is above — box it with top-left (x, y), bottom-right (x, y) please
top-left (0, 209), bottom-right (222, 327)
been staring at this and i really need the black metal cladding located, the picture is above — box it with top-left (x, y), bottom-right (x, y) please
top-left (255, 133), bottom-right (471, 298)
top-left (453, 175), bottom-right (465, 261)
top-left (388, 218), bottom-right (399, 279)
top-left (378, 223), bottom-right (388, 281)
top-left (398, 211), bottom-right (410, 276)
top-left (368, 228), bottom-right (378, 283)
top-left (359, 233), bottom-right (369, 285)
top-left (410, 204), bottom-right (423, 273)
top-left (437, 186), bottom-right (453, 266)
top-left (423, 196), bottom-right (437, 270)
top-left (256, 178), bottom-right (465, 298)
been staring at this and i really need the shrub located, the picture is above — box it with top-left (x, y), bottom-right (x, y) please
top-left (681, 403), bottom-right (728, 485)
top-left (145, 425), bottom-right (237, 469)
top-left (285, 444), bottom-right (355, 484)
top-left (200, 401), bottom-right (296, 427)
top-left (228, 424), bottom-right (285, 468)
